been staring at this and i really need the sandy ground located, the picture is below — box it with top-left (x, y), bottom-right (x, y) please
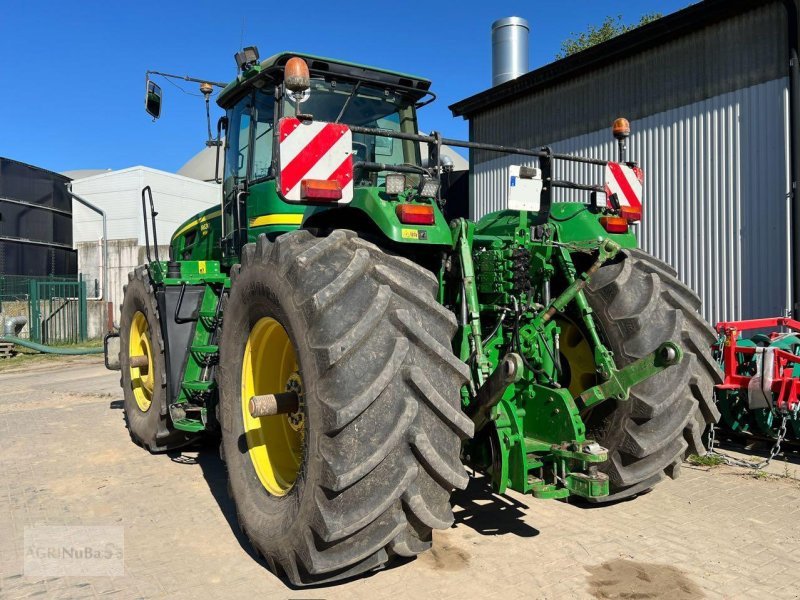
top-left (1, 356), bottom-right (799, 599)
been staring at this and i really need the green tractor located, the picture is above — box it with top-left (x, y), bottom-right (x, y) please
top-left (108, 49), bottom-right (720, 585)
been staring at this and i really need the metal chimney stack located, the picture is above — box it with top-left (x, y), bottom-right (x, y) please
top-left (492, 17), bottom-right (529, 87)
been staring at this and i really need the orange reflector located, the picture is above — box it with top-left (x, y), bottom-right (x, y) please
top-left (620, 205), bottom-right (642, 222)
top-left (600, 216), bottom-right (629, 234)
top-left (396, 203), bottom-right (435, 225)
top-left (300, 179), bottom-right (342, 201)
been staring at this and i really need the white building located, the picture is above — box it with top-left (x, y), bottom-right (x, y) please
top-left (70, 166), bottom-right (219, 330)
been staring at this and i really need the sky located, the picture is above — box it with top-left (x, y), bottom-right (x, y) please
top-left (0, 0), bottom-right (691, 175)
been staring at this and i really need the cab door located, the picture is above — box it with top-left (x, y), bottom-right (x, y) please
top-left (221, 93), bottom-right (254, 259)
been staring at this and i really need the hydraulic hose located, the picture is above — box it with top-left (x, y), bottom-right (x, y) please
top-left (0, 336), bottom-right (103, 355)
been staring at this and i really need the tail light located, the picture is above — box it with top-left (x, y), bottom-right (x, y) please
top-left (620, 206), bottom-right (641, 222)
top-left (396, 203), bottom-right (435, 225)
top-left (600, 216), bottom-right (629, 234)
top-left (301, 179), bottom-right (342, 201)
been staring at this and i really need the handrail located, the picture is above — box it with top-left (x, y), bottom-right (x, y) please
top-left (346, 124), bottom-right (613, 168)
top-left (141, 186), bottom-right (160, 264)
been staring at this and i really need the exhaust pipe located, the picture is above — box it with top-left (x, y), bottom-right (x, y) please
top-left (492, 17), bottom-right (530, 87)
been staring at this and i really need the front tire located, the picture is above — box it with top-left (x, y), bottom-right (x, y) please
top-left (119, 266), bottom-right (190, 452)
top-left (218, 230), bottom-right (473, 586)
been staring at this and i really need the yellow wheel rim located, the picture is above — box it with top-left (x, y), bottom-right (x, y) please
top-left (241, 317), bottom-right (304, 496)
top-left (558, 318), bottom-right (598, 398)
top-left (129, 311), bottom-right (154, 412)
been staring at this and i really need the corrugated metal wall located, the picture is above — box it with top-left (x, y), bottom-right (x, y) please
top-left (469, 2), bottom-right (787, 163)
top-left (472, 78), bottom-right (790, 323)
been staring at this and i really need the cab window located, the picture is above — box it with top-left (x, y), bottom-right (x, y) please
top-left (251, 91), bottom-right (275, 181)
top-left (223, 95), bottom-right (252, 238)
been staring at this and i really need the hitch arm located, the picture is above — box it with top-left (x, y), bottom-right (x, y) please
top-left (471, 353), bottom-right (524, 433)
top-left (577, 342), bottom-right (683, 410)
top-left (542, 238), bottom-right (620, 323)
top-left (453, 219), bottom-right (491, 385)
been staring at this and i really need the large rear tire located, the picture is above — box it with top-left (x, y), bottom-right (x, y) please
top-left (218, 230), bottom-right (473, 586)
top-left (581, 249), bottom-right (721, 502)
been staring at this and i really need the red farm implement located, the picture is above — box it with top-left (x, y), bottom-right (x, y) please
top-left (710, 317), bottom-right (800, 462)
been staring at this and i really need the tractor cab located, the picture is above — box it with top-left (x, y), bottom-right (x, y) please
top-left (203, 51), bottom-right (439, 262)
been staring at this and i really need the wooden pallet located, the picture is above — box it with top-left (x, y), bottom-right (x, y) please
top-left (0, 342), bottom-right (15, 358)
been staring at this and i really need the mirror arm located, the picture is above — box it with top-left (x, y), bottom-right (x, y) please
top-left (145, 70), bottom-right (227, 88)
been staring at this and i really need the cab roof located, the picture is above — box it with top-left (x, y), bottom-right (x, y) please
top-left (217, 51), bottom-right (432, 108)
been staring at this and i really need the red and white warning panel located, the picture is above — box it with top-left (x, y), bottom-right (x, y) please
top-left (277, 117), bottom-right (354, 204)
top-left (604, 162), bottom-right (643, 221)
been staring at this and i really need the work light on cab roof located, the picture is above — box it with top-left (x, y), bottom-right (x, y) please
top-left (234, 46), bottom-right (260, 72)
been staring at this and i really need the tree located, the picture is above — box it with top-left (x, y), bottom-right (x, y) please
top-left (556, 13), bottom-right (662, 59)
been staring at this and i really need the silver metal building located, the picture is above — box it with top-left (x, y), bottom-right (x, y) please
top-left (450, 0), bottom-right (799, 324)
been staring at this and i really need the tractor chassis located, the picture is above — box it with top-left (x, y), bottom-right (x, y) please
top-left (106, 129), bottom-right (690, 504)
top-left (108, 235), bottom-right (680, 502)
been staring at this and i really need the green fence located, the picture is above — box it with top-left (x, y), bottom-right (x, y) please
top-left (0, 275), bottom-right (88, 344)
top-left (1, 274), bottom-right (76, 301)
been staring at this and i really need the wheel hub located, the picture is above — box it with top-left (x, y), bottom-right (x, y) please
top-left (285, 372), bottom-right (305, 432)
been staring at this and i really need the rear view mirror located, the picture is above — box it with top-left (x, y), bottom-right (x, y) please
top-left (145, 80), bottom-right (162, 119)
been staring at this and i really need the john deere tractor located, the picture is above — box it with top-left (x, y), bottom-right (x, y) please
top-left (108, 49), bottom-right (720, 585)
